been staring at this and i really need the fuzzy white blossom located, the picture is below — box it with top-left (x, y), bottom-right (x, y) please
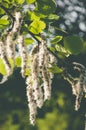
top-left (0, 41), bottom-right (13, 83)
top-left (17, 35), bottom-right (28, 77)
top-left (26, 76), bottom-right (37, 125)
top-left (6, 33), bottom-right (15, 60)
top-left (25, 40), bottom-right (56, 125)
top-left (12, 12), bottom-right (22, 33)
top-left (64, 62), bottom-right (86, 111)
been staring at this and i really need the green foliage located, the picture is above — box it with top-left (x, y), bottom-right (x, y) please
top-left (37, 110), bottom-right (68, 130)
top-left (26, 0), bottom-right (36, 4)
top-left (24, 38), bottom-right (34, 45)
top-left (15, 0), bottom-right (25, 4)
top-left (48, 65), bottom-right (64, 74)
top-left (64, 36), bottom-right (83, 55)
top-left (55, 44), bottom-right (71, 57)
top-left (0, 19), bottom-right (9, 25)
top-left (0, 58), bottom-right (7, 75)
top-left (36, 0), bottom-right (56, 15)
top-left (51, 36), bottom-right (63, 44)
top-left (29, 19), bottom-right (46, 34)
top-left (15, 57), bottom-right (21, 67)
top-left (81, 42), bottom-right (86, 54)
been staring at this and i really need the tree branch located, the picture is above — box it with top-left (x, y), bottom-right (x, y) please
top-left (0, 4), bottom-right (15, 32)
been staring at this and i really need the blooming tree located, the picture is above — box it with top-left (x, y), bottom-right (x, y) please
top-left (0, 0), bottom-right (86, 127)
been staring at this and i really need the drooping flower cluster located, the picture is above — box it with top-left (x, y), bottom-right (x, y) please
top-left (26, 40), bottom-right (56, 125)
top-left (0, 12), bottom-right (22, 83)
top-left (0, 10), bottom-right (56, 125)
top-left (17, 35), bottom-right (28, 78)
top-left (64, 62), bottom-right (86, 111)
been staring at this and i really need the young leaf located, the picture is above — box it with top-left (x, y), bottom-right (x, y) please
top-left (64, 35), bottom-right (83, 55)
top-left (0, 19), bottom-right (9, 25)
top-left (24, 38), bottom-right (34, 45)
top-left (55, 44), bottom-right (71, 57)
top-left (48, 65), bottom-right (64, 74)
top-left (15, 57), bottom-right (21, 67)
top-left (0, 58), bottom-right (7, 75)
top-left (25, 68), bottom-right (30, 76)
top-left (51, 36), bottom-right (63, 44)
top-left (47, 14), bottom-right (60, 20)
top-left (29, 20), bottom-right (46, 34)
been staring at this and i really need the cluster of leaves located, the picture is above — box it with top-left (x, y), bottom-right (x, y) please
top-left (0, 0), bottom-right (86, 76)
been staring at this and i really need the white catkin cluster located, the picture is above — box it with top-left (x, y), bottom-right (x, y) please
top-left (72, 62), bottom-right (86, 111)
top-left (17, 35), bottom-right (28, 77)
top-left (64, 62), bottom-right (86, 111)
top-left (26, 40), bottom-right (56, 125)
top-left (0, 12), bottom-right (22, 83)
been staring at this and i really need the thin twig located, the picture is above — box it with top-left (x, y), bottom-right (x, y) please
top-left (28, 31), bottom-right (59, 59)
top-left (0, 4), bottom-right (15, 20)
top-left (0, 4), bottom-right (15, 32)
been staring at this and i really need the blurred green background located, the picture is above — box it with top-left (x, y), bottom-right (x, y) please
top-left (0, 0), bottom-right (86, 130)
top-left (0, 66), bottom-right (86, 130)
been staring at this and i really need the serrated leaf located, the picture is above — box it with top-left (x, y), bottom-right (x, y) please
top-left (0, 58), bottom-right (7, 75)
top-left (0, 19), bottom-right (9, 25)
top-left (26, 0), bottom-right (35, 4)
top-left (64, 35), bottom-right (83, 55)
top-left (51, 36), bottom-right (63, 44)
top-left (15, 0), bottom-right (25, 4)
top-left (24, 38), bottom-right (34, 45)
top-left (15, 57), bottom-right (21, 67)
top-left (48, 65), bottom-right (64, 74)
top-left (29, 20), bottom-right (46, 34)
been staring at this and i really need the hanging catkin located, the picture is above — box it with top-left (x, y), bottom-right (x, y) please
top-left (25, 39), bottom-right (56, 125)
top-left (17, 35), bottom-right (28, 77)
top-left (0, 41), bottom-right (12, 83)
top-left (63, 62), bottom-right (86, 111)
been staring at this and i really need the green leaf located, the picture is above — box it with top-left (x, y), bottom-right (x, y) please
top-left (29, 20), bottom-right (46, 34)
top-left (55, 44), bottom-right (71, 57)
top-left (8, 58), bottom-right (14, 68)
top-left (64, 35), bottom-right (83, 55)
top-left (55, 27), bottom-right (68, 34)
top-left (28, 12), bottom-right (40, 21)
top-left (47, 14), bottom-right (60, 20)
top-left (48, 65), bottom-right (64, 74)
top-left (15, 0), bottom-right (25, 4)
top-left (15, 57), bottom-right (21, 67)
top-left (24, 38), bottom-right (34, 45)
top-left (51, 36), bottom-right (63, 44)
top-left (25, 68), bottom-right (30, 76)
top-left (0, 19), bottom-right (9, 25)
top-left (37, 0), bottom-right (56, 15)
top-left (0, 8), bottom-right (5, 14)
top-left (26, 0), bottom-right (35, 4)
top-left (4, 0), bottom-right (15, 3)
top-left (0, 58), bottom-right (7, 75)
top-left (81, 42), bottom-right (86, 54)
